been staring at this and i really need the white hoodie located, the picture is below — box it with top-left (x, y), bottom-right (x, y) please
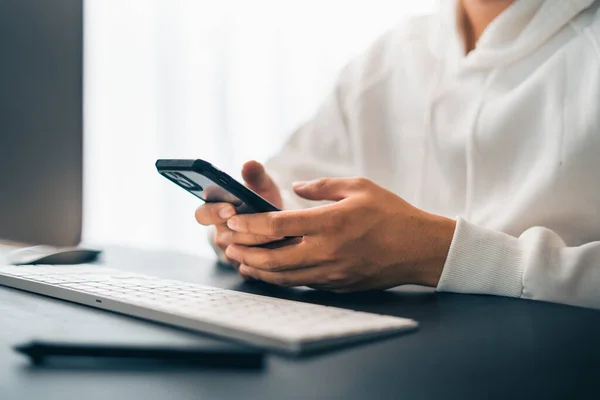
top-left (260, 0), bottom-right (600, 309)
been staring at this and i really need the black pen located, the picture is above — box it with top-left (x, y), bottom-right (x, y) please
top-left (14, 341), bottom-right (265, 369)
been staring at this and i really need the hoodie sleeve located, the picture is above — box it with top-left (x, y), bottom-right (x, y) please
top-left (437, 217), bottom-right (600, 310)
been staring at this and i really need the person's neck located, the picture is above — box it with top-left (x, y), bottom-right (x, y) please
top-left (459, 0), bottom-right (515, 53)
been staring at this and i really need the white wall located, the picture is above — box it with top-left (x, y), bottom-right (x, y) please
top-left (83, 0), bottom-right (438, 256)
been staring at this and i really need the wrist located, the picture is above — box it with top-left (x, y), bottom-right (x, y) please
top-left (418, 215), bottom-right (456, 287)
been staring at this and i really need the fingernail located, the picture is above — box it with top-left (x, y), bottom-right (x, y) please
top-left (219, 206), bottom-right (235, 219)
top-left (266, 236), bottom-right (284, 241)
top-left (218, 230), bottom-right (232, 243)
top-left (227, 218), bottom-right (240, 231)
top-left (292, 181), bottom-right (307, 189)
top-left (225, 245), bottom-right (236, 258)
top-left (239, 264), bottom-right (249, 275)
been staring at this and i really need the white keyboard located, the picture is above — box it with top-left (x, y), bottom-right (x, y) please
top-left (0, 265), bottom-right (417, 353)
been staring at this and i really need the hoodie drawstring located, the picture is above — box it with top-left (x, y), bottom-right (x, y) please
top-left (415, 19), bottom-right (445, 208)
top-left (464, 69), bottom-right (498, 219)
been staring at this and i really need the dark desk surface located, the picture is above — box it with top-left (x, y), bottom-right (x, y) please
top-left (1, 246), bottom-right (599, 400)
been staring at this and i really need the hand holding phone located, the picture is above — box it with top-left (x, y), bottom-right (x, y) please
top-left (156, 159), bottom-right (284, 270)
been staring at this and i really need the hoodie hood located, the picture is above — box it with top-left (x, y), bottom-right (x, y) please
top-left (440, 0), bottom-right (596, 68)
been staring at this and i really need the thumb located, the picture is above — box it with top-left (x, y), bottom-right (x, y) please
top-left (242, 160), bottom-right (274, 192)
top-left (242, 161), bottom-right (282, 207)
top-left (293, 177), bottom-right (364, 202)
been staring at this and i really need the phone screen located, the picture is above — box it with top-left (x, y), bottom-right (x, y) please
top-left (160, 170), bottom-right (255, 214)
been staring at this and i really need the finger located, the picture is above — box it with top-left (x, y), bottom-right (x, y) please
top-left (239, 264), bottom-right (325, 287)
top-left (226, 206), bottom-right (335, 236)
top-left (225, 242), bottom-right (318, 272)
top-left (242, 161), bottom-right (275, 192)
top-left (292, 177), bottom-right (373, 202)
top-left (238, 264), bottom-right (255, 281)
top-left (242, 160), bottom-right (283, 209)
top-left (195, 203), bottom-right (236, 226)
top-left (213, 228), bottom-right (241, 266)
top-left (215, 228), bottom-right (283, 247)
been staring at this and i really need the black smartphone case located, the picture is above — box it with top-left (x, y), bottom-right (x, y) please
top-left (156, 159), bottom-right (280, 214)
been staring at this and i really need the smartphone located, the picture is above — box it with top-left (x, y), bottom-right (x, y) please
top-left (155, 159), bottom-right (280, 214)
